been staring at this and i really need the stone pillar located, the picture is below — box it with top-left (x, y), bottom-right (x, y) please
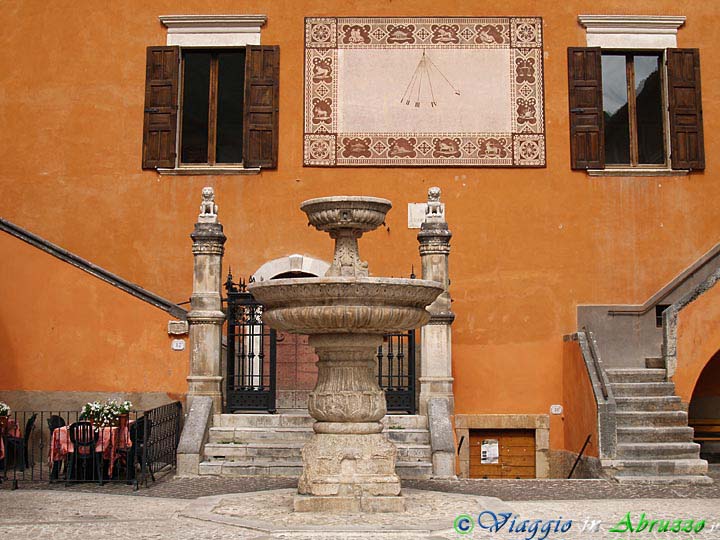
top-left (417, 187), bottom-right (456, 477)
top-left (187, 187), bottom-right (227, 412)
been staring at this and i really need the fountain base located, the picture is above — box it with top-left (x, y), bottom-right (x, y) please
top-left (295, 432), bottom-right (405, 512)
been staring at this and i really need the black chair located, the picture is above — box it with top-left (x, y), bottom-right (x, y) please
top-left (47, 415), bottom-right (66, 481)
top-left (125, 416), bottom-right (153, 483)
top-left (5, 413), bottom-right (36, 470)
top-left (47, 415), bottom-right (66, 435)
top-left (66, 421), bottom-right (103, 485)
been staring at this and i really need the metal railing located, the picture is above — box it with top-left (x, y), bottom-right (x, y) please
top-left (378, 330), bottom-right (417, 414)
top-left (0, 402), bottom-right (182, 490)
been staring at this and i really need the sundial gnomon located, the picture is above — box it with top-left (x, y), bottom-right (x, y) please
top-left (400, 50), bottom-right (461, 108)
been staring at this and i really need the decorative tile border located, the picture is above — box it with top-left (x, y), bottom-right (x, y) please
top-left (304, 17), bottom-right (545, 167)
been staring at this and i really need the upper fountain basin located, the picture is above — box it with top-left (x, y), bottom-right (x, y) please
top-left (300, 196), bottom-right (392, 234)
top-left (248, 277), bottom-right (443, 335)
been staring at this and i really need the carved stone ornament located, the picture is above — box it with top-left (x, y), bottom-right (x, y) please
top-left (425, 186), bottom-right (445, 223)
top-left (198, 186), bottom-right (219, 223)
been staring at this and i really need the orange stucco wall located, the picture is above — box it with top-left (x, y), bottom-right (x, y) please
top-left (561, 341), bottom-right (599, 458)
top-left (0, 233), bottom-right (187, 395)
top-left (673, 281), bottom-right (720, 403)
top-left (2, 1), bottom-right (720, 452)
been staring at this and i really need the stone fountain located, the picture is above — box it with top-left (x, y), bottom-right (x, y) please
top-left (249, 196), bottom-right (443, 513)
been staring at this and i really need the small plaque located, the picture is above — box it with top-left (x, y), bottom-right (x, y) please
top-left (550, 404), bottom-right (563, 415)
top-left (408, 203), bottom-right (428, 228)
top-left (168, 320), bottom-right (189, 335)
top-left (171, 339), bottom-right (186, 351)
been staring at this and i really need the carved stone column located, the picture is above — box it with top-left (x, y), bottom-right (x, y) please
top-left (417, 188), bottom-right (456, 477)
top-left (187, 187), bottom-right (227, 412)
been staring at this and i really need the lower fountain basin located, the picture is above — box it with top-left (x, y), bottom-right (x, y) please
top-left (248, 277), bottom-right (443, 334)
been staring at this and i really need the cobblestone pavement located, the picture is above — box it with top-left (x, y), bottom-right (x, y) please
top-left (0, 489), bottom-right (719, 539)
top-left (3, 465), bottom-right (718, 500)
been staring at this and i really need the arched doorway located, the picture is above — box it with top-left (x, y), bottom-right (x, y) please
top-left (688, 350), bottom-right (720, 463)
top-left (253, 255), bottom-right (329, 411)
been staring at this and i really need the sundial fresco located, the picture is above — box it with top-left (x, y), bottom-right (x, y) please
top-left (304, 17), bottom-right (546, 167)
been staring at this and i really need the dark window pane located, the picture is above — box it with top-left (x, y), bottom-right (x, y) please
top-left (216, 50), bottom-right (246, 164)
top-left (602, 55), bottom-right (630, 165)
top-left (181, 52), bottom-right (210, 164)
top-left (634, 55), bottom-right (665, 164)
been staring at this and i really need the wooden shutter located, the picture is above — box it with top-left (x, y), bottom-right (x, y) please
top-left (142, 46), bottom-right (179, 169)
top-left (568, 48), bottom-right (605, 170)
top-left (243, 45), bottom-right (279, 169)
top-left (667, 49), bottom-right (705, 170)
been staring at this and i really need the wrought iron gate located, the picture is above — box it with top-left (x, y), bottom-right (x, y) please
top-left (377, 331), bottom-right (417, 414)
top-left (224, 273), bottom-right (417, 414)
top-left (224, 274), bottom-right (276, 413)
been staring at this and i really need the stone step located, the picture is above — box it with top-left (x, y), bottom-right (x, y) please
top-left (645, 356), bottom-right (665, 369)
top-left (614, 474), bottom-right (713, 485)
top-left (617, 426), bottom-right (695, 443)
top-left (610, 382), bottom-right (676, 397)
top-left (205, 442), bottom-right (304, 460)
top-left (214, 414), bottom-right (314, 429)
top-left (199, 459), bottom-right (302, 477)
top-left (615, 442), bottom-right (702, 460)
top-left (615, 396), bottom-right (685, 412)
top-left (204, 441), bottom-right (432, 462)
top-left (213, 413), bottom-right (428, 430)
top-left (606, 368), bottom-right (666, 384)
top-left (615, 410), bottom-right (688, 427)
top-left (601, 458), bottom-right (709, 477)
top-left (198, 459), bottom-right (432, 479)
top-left (209, 426), bottom-right (431, 445)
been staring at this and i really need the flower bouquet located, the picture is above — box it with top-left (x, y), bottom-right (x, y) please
top-left (81, 399), bottom-right (133, 427)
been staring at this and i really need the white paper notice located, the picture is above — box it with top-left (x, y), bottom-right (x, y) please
top-left (481, 439), bottom-right (499, 464)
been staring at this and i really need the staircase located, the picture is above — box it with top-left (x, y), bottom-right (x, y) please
top-left (601, 360), bottom-right (710, 484)
top-left (198, 413), bottom-right (433, 479)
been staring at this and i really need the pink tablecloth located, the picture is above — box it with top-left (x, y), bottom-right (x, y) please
top-left (0, 420), bottom-right (21, 461)
top-left (49, 424), bottom-right (131, 476)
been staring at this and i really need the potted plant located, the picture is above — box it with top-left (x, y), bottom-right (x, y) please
top-left (80, 400), bottom-right (104, 425)
top-left (107, 400), bottom-right (133, 430)
top-left (81, 399), bottom-right (133, 428)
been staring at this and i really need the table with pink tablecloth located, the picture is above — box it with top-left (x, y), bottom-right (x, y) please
top-left (0, 420), bottom-right (21, 462)
top-left (49, 424), bottom-right (131, 477)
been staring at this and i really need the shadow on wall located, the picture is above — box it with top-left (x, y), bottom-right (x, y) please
top-left (689, 350), bottom-right (720, 463)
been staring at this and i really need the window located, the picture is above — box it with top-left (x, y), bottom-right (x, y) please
top-left (180, 49), bottom-right (246, 166)
top-left (568, 16), bottom-right (704, 173)
top-left (602, 52), bottom-right (665, 167)
top-left (142, 39), bottom-right (279, 172)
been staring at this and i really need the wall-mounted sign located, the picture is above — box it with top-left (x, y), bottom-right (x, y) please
top-left (171, 339), bottom-right (186, 351)
top-left (550, 404), bottom-right (563, 415)
top-left (304, 17), bottom-right (545, 167)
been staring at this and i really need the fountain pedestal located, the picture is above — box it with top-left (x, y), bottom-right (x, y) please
top-left (295, 334), bottom-right (404, 512)
top-left (249, 196), bottom-right (442, 513)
